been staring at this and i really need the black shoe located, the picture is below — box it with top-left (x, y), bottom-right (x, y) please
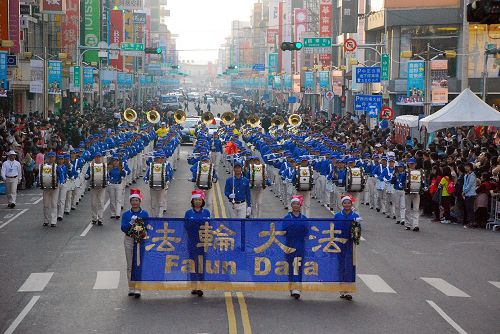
top-left (50, 223), bottom-right (56, 227)
top-left (134, 292), bottom-right (141, 298)
top-left (413, 227), bottom-right (419, 232)
top-left (116, 216), bottom-right (120, 219)
top-left (386, 215), bottom-right (391, 218)
top-left (57, 217), bottom-right (63, 221)
top-left (71, 207), bottom-right (76, 210)
top-left (64, 212), bottom-right (70, 215)
top-left (128, 290), bottom-right (135, 296)
top-left (405, 226), bottom-right (411, 230)
top-left (110, 216), bottom-right (115, 219)
top-left (43, 223), bottom-right (49, 226)
top-left (393, 216), bottom-right (396, 220)
top-left (76, 202), bottom-right (79, 206)
top-left (376, 208), bottom-right (380, 212)
top-left (291, 292), bottom-right (300, 300)
top-left (396, 221), bottom-right (400, 225)
top-left (92, 220), bottom-right (97, 225)
top-left (340, 294), bottom-right (352, 301)
top-left (400, 221), bottom-right (405, 226)
top-left (97, 221), bottom-right (103, 226)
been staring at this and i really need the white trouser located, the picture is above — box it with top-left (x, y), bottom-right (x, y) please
top-left (90, 187), bottom-right (106, 221)
top-left (5, 177), bottom-right (19, 204)
top-left (211, 152), bottom-right (221, 169)
top-left (393, 190), bottom-right (406, 222)
top-left (367, 177), bottom-right (376, 208)
top-left (376, 189), bottom-right (384, 212)
top-left (296, 190), bottom-right (311, 217)
top-left (124, 235), bottom-right (134, 282)
top-left (312, 173), bottom-right (320, 199)
top-left (65, 179), bottom-right (75, 212)
top-left (335, 186), bottom-right (346, 212)
top-left (329, 183), bottom-right (337, 209)
top-left (285, 182), bottom-right (295, 208)
top-left (363, 179), bottom-right (371, 204)
top-left (57, 182), bottom-right (68, 218)
top-left (43, 188), bottom-right (59, 225)
top-left (120, 182), bottom-right (126, 210)
top-left (405, 193), bottom-right (420, 228)
top-left (316, 175), bottom-right (326, 205)
top-left (230, 202), bottom-right (247, 218)
top-left (150, 187), bottom-right (166, 217)
top-left (250, 188), bottom-right (264, 218)
top-left (107, 183), bottom-right (122, 217)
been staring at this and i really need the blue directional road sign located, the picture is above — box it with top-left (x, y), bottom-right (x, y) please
top-left (252, 64), bottom-right (265, 71)
top-left (356, 66), bottom-right (381, 83)
top-left (288, 96), bottom-right (297, 104)
top-left (354, 95), bottom-right (382, 114)
top-left (367, 105), bottom-right (378, 118)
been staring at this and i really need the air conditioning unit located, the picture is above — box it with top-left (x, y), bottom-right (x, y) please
top-left (20, 15), bottom-right (29, 29)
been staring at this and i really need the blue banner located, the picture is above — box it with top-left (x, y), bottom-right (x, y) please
top-left (304, 72), bottom-right (314, 90)
top-left (47, 60), bottom-right (62, 95)
top-left (131, 218), bottom-right (356, 292)
top-left (319, 71), bottom-right (330, 89)
top-left (0, 52), bottom-right (9, 96)
top-left (268, 53), bottom-right (278, 75)
top-left (407, 60), bottom-right (425, 99)
top-left (84, 67), bottom-right (94, 93)
top-left (117, 73), bottom-right (133, 90)
top-left (283, 74), bottom-right (292, 89)
top-left (355, 66), bottom-right (381, 83)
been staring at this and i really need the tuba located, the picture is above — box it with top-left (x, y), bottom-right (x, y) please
top-left (202, 111), bottom-right (215, 126)
top-left (174, 110), bottom-right (186, 124)
top-left (221, 111), bottom-right (235, 126)
top-left (146, 110), bottom-right (160, 124)
top-left (270, 115), bottom-right (285, 130)
top-left (246, 114), bottom-right (261, 128)
top-left (123, 108), bottom-right (137, 122)
top-left (288, 114), bottom-right (302, 127)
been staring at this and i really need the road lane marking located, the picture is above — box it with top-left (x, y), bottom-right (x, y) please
top-left (357, 274), bottom-right (397, 293)
top-left (215, 182), bottom-right (227, 218)
top-left (224, 292), bottom-right (237, 334)
top-left (421, 278), bottom-right (470, 297)
top-left (236, 292), bottom-right (252, 334)
top-left (32, 197), bottom-right (43, 204)
top-left (93, 271), bottom-right (120, 290)
top-left (212, 181), bottom-right (221, 218)
top-left (80, 200), bottom-right (110, 237)
top-left (426, 300), bottom-right (468, 334)
top-left (18, 272), bottom-right (54, 292)
top-left (3, 295), bottom-right (40, 334)
top-left (488, 281), bottom-right (500, 290)
top-left (0, 209), bottom-right (29, 230)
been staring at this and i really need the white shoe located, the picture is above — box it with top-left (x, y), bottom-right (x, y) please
top-left (128, 287), bottom-right (135, 296)
top-left (291, 289), bottom-right (301, 299)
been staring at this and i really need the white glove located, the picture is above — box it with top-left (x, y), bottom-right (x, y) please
top-left (229, 193), bottom-right (236, 199)
top-left (246, 207), bottom-right (252, 217)
top-left (354, 217), bottom-right (363, 223)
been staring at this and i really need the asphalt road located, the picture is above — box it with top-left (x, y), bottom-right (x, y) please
top-left (0, 102), bottom-right (499, 334)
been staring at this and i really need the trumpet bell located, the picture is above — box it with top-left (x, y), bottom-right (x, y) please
top-left (271, 116), bottom-right (285, 130)
top-left (221, 112), bottom-right (235, 126)
top-left (174, 110), bottom-right (186, 124)
top-left (146, 110), bottom-right (160, 124)
top-left (247, 114), bottom-right (261, 128)
top-left (202, 112), bottom-right (215, 126)
top-left (123, 108), bottom-right (137, 123)
top-left (288, 114), bottom-right (302, 127)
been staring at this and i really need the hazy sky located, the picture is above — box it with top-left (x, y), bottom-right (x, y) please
top-left (166, 0), bottom-right (256, 64)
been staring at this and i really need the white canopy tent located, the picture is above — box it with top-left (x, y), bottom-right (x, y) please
top-left (419, 88), bottom-right (500, 133)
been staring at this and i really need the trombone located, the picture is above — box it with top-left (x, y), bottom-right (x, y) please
top-left (146, 110), bottom-right (161, 124)
top-left (173, 110), bottom-right (186, 125)
top-left (123, 108), bottom-right (137, 123)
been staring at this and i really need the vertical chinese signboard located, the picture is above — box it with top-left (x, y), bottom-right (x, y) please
top-left (110, 10), bottom-right (123, 71)
top-left (381, 54), bottom-right (389, 81)
top-left (81, 0), bottom-right (99, 64)
top-left (430, 60), bottom-right (448, 104)
top-left (84, 67), bottom-right (94, 93)
top-left (61, 0), bottom-right (79, 60)
top-left (48, 60), bottom-right (62, 95)
top-left (0, 52), bottom-right (8, 96)
top-left (407, 60), bottom-right (425, 103)
top-left (319, 0), bottom-right (332, 66)
top-left (0, 3), bottom-right (8, 52)
top-left (9, 0), bottom-right (20, 54)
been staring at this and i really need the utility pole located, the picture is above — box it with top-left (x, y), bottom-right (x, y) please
top-left (43, 46), bottom-right (48, 120)
top-left (423, 43), bottom-right (432, 117)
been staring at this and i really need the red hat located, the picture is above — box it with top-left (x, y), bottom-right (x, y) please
top-left (191, 189), bottom-right (206, 200)
top-left (290, 195), bottom-right (304, 206)
top-left (129, 188), bottom-right (143, 200)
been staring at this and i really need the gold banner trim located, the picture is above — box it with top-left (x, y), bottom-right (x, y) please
top-left (129, 281), bottom-right (356, 292)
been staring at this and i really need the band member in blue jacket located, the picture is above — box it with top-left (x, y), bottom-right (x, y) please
top-left (121, 189), bottom-right (149, 298)
top-left (283, 195), bottom-right (308, 300)
top-left (224, 161), bottom-right (251, 218)
top-left (391, 162), bottom-right (407, 225)
top-left (184, 189), bottom-right (211, 297)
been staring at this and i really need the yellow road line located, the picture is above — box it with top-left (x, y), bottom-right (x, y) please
top-left (236, 292), bottom-right (252, 334)
top-left (215, 182), bottom-right (228, 218)
top-left (212, 185), bottom-right (221, 218)
top-left (224, 292), bottom-right (238, 334)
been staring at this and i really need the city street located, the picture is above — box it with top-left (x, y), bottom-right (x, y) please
top-left (0, 103), bottom-right (498, 334)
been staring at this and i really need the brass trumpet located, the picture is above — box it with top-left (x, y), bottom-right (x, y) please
top-left (202, 111), bottom-right (215, 126)
top-left (146, 110), bottom-right (160, 124)
top-left (221, 111), bottom-right (235, 125)
top-left (174, 110), bottom-right (186, 125)
top-left (123, 108), bottom-right (137, 122)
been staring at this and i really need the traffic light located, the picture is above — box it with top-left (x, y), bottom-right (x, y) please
top-left (171, 65), bottom-right (180, 69)
top-left (281, 42), bottom-right (303, 51)
top-left (341, 96), bottom-right (346, 108)
top-left (72, 96), bottom-right (79, 104)
top-left (467, 0), bottom-right (500, 24)
top-left (228, 65), bottom-right (238, 70)
top-left (145, 47), bottom-right (162, 54)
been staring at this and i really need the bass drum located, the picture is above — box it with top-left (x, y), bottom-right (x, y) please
top-left (297, 166), bottom-right (313, 191)
top-left (409, 170), bottom-right (422, 194)
top-left (347, 167), bottom-right (364, 192)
